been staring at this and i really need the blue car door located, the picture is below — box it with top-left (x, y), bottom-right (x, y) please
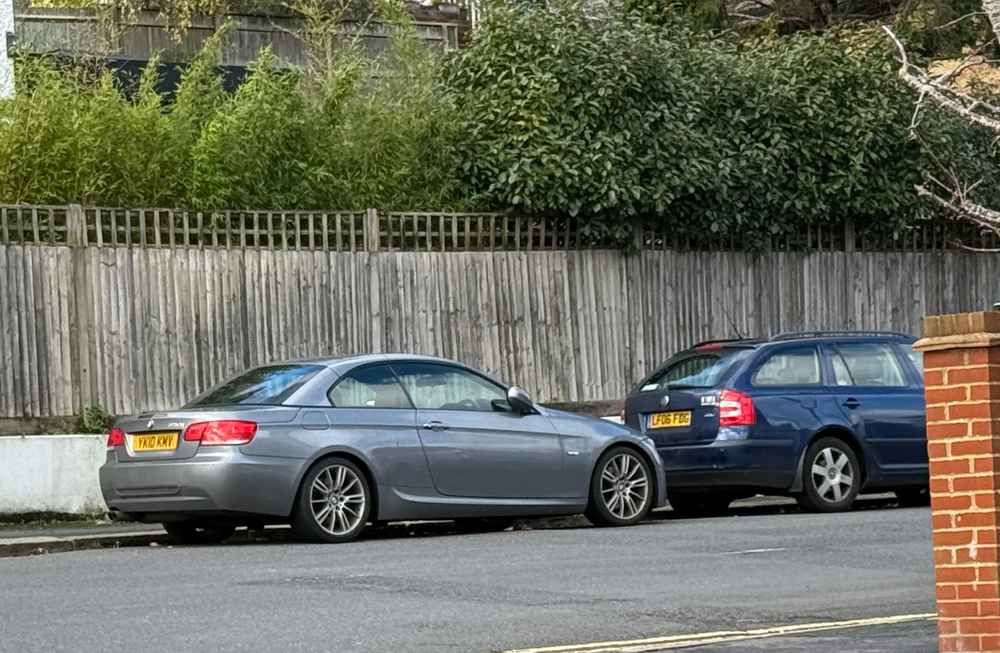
top-left (826, 341), bottom-right (927, 484)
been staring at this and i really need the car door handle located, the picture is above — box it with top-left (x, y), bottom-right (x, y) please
top-left (843, 398), bottom-right (860, 409)
top-left (422, 421), bottom-right (449, 432)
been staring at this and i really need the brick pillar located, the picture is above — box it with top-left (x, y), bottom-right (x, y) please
top-left (914, 311), bottom-right (1000, 652)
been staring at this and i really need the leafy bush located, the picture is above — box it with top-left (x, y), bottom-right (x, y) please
top-left (77, 404), bottom-right (113, 434)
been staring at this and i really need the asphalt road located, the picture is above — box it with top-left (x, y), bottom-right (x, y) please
top-left (0, 498), bottom-right (934, 653)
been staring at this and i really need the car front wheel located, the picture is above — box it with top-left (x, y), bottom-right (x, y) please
top-left (796, 437), bottom-right (860, 512)
top-left (585, 447), bottom-right (653, 527)
top-left (292, 457), bottom-right (372, 543)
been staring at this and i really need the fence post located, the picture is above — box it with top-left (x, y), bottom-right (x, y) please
top-left (844, 219), bottom-right (856, 253)
top-left (66, 204), bottom-right (85, 247)
top-left (364, 208), bottom-right (380, 252)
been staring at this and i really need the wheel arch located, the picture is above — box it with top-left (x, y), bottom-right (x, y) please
top-left (789, 426), bottom-right (868, 493)
top-left (291, 448), bottom-right (381, 522)
top-left (596, 440), bottom-right (660, 502)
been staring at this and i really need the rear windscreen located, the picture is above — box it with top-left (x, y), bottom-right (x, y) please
top-left (639, 350), bottom-right (752, 391)
top-left (188, 364), bottom-right (324, 407)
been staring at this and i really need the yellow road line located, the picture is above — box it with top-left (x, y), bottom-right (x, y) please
top-left (505, 613), bottom-right (937, 653)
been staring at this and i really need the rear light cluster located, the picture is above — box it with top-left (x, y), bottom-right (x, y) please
top-left (718, 389), bottom-right (755, 426)
top-left (183, 420), bottom-right (258, 446)
top-left (106, 427), bottom-right (125, 449)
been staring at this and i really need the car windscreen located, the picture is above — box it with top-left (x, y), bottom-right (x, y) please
top-left (187, 364), bottom-right (324, 407)
top-left (638, 349), bottom-right (752, 391)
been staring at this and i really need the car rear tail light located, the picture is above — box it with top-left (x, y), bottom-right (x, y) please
top-left (107, 427), bottom-right (125, 449)
top-left (718, 389), bottom-right (755, 426)
top-left (183, 420), bottom-right (257, 446)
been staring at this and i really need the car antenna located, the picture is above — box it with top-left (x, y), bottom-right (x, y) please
top-left (722, 303), bottom-right (744, 340)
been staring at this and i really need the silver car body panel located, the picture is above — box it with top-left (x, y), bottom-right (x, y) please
top-left (100, 354), bottom-right (667, 523)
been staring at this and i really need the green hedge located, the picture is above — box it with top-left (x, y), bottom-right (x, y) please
top-left (1, 2), bottom-right (994, 245)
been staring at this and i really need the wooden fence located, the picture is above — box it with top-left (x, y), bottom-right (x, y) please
top-left (1, 204), bottom-right (999, 418)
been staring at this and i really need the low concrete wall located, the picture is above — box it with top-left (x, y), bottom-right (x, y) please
top-left (0, 435), bottom-right (106, 515)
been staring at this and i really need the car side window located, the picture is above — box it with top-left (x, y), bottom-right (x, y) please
top-left (752, 347), bottom-right (821, 386)
top-left (328, 364), bottom-right (413, 409)
top-left (903, 344), bottom-right (924, 374)
top-left (830, 352), bottom-right (854, 386)
top-left (833, 343), bottom-right (907, 387)
top-left (391, 362), bottom-right (506, 411)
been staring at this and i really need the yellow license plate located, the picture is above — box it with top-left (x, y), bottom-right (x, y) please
top-left (649, 411), bottom-right (692, 429)
top-left (131, 432), bottom-right (179, 452)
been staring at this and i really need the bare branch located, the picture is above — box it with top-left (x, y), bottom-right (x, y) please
top-left (883, 26), bottom-right (1000, 133)
top-left (915, 184), bottom-right (1000, 236)
top-left (932, 11), bottom-right (986, 31)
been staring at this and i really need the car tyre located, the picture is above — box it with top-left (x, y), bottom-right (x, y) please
top-left (292, 457), bottom-right (372, 543)
top-left (585, 446), bottom-right (653, 527)
top-left (668, 492), bottom-right (733, 517)
top-left (796, 437), bottom-right (861, 513)
top-left (895, 487), bottom-right (930, 507)
top-left (163, 522), bottom-right (236, 545)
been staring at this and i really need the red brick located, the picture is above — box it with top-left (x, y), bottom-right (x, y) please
top-left (971, 420), bottom-right (1000, 437)
top-left (959, 617), bottom-right (1000, 634)
top-left (976, 456), bottom-right (1000, 473)
top-left (981, 566), bottom-right (999, 581)
top-left (925, 369), bottom-right (946, 386)
top-left (949, 402), bottom-right (1000, 421)
top-left (932, 477), bottom-right (953, 494)
top-left (971, 383), bottom-right (1000, 401)
top-left (928, 387), bottom-right (970, 405)
top-left (974, 492), bottom-right (1000, 510)
top-left (940, 635), bottom-right (982, 652)
top-left (929, 442), bottom-right (951, 460)
top-left (939, 599), bottom-right (981, 617)
top-left (936, 548), bottom-right (955, 564)
top-left (957, 583), bottom-right (1000, 600)
top-left (927, 350), bottom-right (971, 369)
top-left (934, 494), bottom-right (973, 511)
top-left (938, 566), bottom-right (978, 583)
top-left (933, 459), bottom-right (973, 476)
top-left (954, 474), bottom-right (999, 492)
top-left (981, 600), bottom-right (1000, 616)
top-left (939, 617), bottom-right (959, 634)
top-left (936, 530), bottom-right (975, 547)
top-left (956, 512), bottom-right (999, 528)
top-left (982, 635), bottom-right (1000, 651)
top-left (938, 584), bottom-right (959, 600)
top-left (934, 513), bottom-right (955, 530)
top-left (951, 367), bottom-right (998, 385)
top-left (927, 405), bottom-right (949, 423)
top-left (980, 530), bottom-right (1000, 546)
top-left (929, 422), bottom-right (971, 440)
top-left (955, 546), bottom-right (1000, 564)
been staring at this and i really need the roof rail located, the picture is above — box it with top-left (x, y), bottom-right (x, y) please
top-left (769, 330), bottom-right (914, 341)
top-left (690, 337), bottom-right (763, 349)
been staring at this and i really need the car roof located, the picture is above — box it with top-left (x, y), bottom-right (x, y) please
top-left (690, 331), bottom-right (916, 353)
top-left (272, 353), bottom-right (470, 373)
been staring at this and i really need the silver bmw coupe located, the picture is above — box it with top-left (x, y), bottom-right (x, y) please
top-left (100, 354), bottom-right (667, 544)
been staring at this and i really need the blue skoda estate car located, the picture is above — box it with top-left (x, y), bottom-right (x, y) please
top-left (623, 331), bottom-right (928, 515)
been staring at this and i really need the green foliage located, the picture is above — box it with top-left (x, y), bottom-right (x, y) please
top-left (77, 404), bottom-right (113, 434)
top-left (1, 1), bottom-right (464, 210)
top-left (443, 2), bottom-right (980, 244)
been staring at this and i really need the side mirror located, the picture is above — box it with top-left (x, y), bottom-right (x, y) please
top-left (507, 386), bottom-right (536, 415)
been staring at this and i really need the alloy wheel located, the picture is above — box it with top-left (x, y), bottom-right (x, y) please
top-left (600, 453), bottom-right (650, 520)
top-left (309, 464), bottom-right (366, 536)
top-left (810, 447), bottom-right (855, 504)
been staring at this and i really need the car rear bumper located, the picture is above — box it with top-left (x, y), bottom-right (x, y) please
top-left (99, 449), bottom-right (304, 520)
top-left (657, 439), bottom-right (797, 490)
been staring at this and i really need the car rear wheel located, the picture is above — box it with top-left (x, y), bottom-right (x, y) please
top-left (585, 447), bottom-right (653, 527)
top-left (796, 437), bottom-right (860, 512)
top-left (292, 457), bottom-right (372, 543)
top-left (163, 522), bottom-right (236, 545)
